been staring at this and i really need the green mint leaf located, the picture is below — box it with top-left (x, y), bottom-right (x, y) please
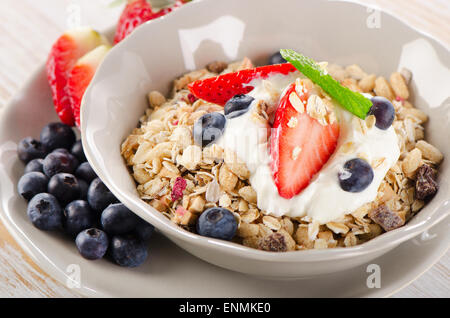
top-left (280, 49), bottom-right (372, 119)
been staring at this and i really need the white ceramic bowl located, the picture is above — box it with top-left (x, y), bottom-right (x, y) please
top-left (82, 0), bottom-right (450, 278)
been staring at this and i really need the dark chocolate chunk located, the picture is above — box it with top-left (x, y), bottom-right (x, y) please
top-left (368, 204), bottom-right (405, 232)
top-left (415, 164), bottom-right (438, 201)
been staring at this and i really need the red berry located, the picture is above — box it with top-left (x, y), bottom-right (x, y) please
top-left (270, 83), bottom-right (340, 198)
top-left (187, 93), bottom-right (197, 104)
top-left (114, 0), bottom-right (189, 44)
top-left (171, 177), bottom-right (187, 201)
top-left (114, 0), bottom-right (154, 44)
top-left (67, 45), bottom-right (111, 127)
top-left (188, 63), bottom-right (297, 106)
top-left (46, 28), bottom-right (108, 126)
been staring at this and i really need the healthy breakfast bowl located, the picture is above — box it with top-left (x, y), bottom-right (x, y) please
top-left (81, 0), bottom-right (450, 278)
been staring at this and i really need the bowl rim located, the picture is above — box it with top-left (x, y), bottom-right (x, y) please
top-left (81, 0), bottom-right (450, 263)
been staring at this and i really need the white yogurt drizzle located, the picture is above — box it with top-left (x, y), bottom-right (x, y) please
top-left (216, 73), bottom-right (400, 224)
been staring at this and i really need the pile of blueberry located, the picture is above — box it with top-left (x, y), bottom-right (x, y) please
top-left (17, 122), bottom-right (154, 267)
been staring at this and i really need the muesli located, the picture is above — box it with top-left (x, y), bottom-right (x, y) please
top-left (122, 50), bottom-right (442, 252)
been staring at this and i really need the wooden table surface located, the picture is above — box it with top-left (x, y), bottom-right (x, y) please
top-left (0, 0), bottom-right (448, 298)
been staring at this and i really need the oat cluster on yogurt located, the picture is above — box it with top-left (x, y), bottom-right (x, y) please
top-left (121, 57), bottom-right (443, 252)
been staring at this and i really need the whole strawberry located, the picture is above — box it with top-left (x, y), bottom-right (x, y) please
top-left (114, 0), bottom-right (190, 44)
top-left (150, 0), bottom-right (187, 19)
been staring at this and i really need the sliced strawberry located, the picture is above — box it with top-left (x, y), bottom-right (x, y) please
top-left (114, 0), bottom-right (189, 44)
top-left (270, 83), bottom-right (340, 198)
top-left (67, 45), bottom-right (111, 127)
top-left (46, 28), bottom-right (109, 126)
top-left (188, 63), bottom-right (297, 105)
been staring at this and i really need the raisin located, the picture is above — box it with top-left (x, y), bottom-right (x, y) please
top-left (368, 204), bottom-right (405, 232)
top-left (206, 61), bottom-right (228, 74)
top-left (415, 164), bottom-right (438, 200)
top-left (258, 233), bottom-right (287, 252)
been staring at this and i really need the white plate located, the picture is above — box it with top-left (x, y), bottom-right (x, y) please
top-left (81, 0), bottom-right (450, 279)
top-left (0, 64), bottom-right (448, 297)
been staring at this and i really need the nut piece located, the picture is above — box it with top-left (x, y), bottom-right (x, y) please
top-left (398, 108), bottom-right (428, 124)
top-left (133, 164), bottom-right (152, 184)
top-left (257, 231), bottom-right (295, 252)
top-left (415, 140), bottom-right (443, 164)
top-left (415, 164), bottom-right (439, 200)
top-left (188, 196), bottom-right (205, 213)
top-left (326, 64), bottom-right (347, 82)
top-left (358, 74), bottom-right (376, 92)
top-left (390, 72), bottom-right (410, 100)
top-left (237, 222), bottom-right (259, 238)
top-left (148, 91), bottom-right (166, 108)
top-left (341, 78), bottom-right (362, 92)
top-left (314, 239), bottom-right (328, 249)
top-left (206, 61), bottom-right (228, 74)
top-left (374, 77), bottom-right (395, 100)
top-left (368, 204), bottom-right (405, 231)
top-left (294, 225), bottom-right (314, 249)
top-left (345, 64), bottom-right (367, 80)
top-left (171, 206), bottom-right (197, 225)
top-left (281, 217), bottom-right (294, 236)
top-left (402, 148), bottom-right (422, 176)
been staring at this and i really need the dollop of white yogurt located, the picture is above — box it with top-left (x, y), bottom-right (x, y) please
top-left (216, 74), bottom-right (400, 224)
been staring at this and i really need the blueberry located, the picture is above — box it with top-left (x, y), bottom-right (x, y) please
top-left (224, 94), bottom-right (255, 118)
top-left (268, 51), bottom-right (287, 65)
top-left (75, 228), bottom-right (109, 260)
top-left (338, 158), bottom-right (374, 193)
top-left (27, 193), bottom-right (62, 231)
top-left (40, 122), bottom-right (76, 151)
top-left (71, 140), bottom-right (86, 162)
top-left (17, 137), bottom-right (47, 163)
top-left (196, 207), bottom-right (237, 240)
top-left (64, 200), bottom-right (95, 236)
top-left (101, 203), bottom-right (139, 235)
top-left (24, 158), bottom-right (44, 174)
top-left (75, 162), bottom-right (97, 183)
top-left (78, 179), bottom-right (89, 200)
top-left (43, 151), bottom-right (78, 177)
top-left (87, 178), bottom-right (118, 212)
top-left (17, 172), bottom-right (48, 201)
top-left (193, 112), bottom-right (226, 147)
top-left (368, 96), bottom-right (395, 130)
top-left (110, 235), bottom-right (148, 267)
top-left (48, 173), bottom-right (81, 205)
top-left (52, 148), bottom-right (71, 156)
top-left (134, 219), bottom-right (155, 241)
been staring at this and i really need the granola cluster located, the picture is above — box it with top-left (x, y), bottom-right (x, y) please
top-left (121, 59), bottom-right (443, 252)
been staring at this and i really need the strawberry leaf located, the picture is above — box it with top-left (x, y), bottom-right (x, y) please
top-left (280, 49), bottom-right (372, 119)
